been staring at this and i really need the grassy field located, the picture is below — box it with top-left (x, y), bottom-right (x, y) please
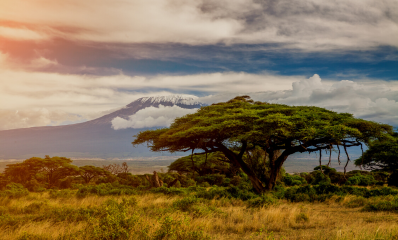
top-left (1, 190), bottom-right (398, 240)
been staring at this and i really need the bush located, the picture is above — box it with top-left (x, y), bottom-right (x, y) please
top-left (247, 195), bottom-right (278, 208)
top-left (117, 173), bottom-right (142, 187)
top-left (196, 174), bottom-right (225, 186)
top-left (173, 196), bottom-right (199, 211)
top-left (283, 174), bottom-right (307, 186)
top-left (23, 202), bottom-right (48, 214)
top-left (195, 186), bottom-right (257, 201)
top-left (76, 183), bottom-right (137, 198)
top-left (150, 187), bottom-right (187, 196)
top-left (84, 198), bottom-right (139, 239)
top-left (49, 189), bottom-right (74, 199)
top-left (346, 174), bottom-right (376, 186)
top-left (363, 196), bottom-right (398, 212)
top-left (311, 171), bottom-right (331, 185)
top-left (345, 196), bottom-right (368, 208)
top-left (153, 216), bottom-right (211, 240)
top-left (59, 177), bottom-right (73, 189)
top-left (0, 183), bottom-right (29, 198)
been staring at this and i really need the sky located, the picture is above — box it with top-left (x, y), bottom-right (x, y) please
top-left (0, 0), bottom-right (397, 130)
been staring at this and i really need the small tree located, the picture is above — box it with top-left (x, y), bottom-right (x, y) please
top-left (4, 155), bottom-right (79, 187)
top-left (354, 131), bottom-right (398, 172)
top-left (102, 162), bottom-right (130, 175)
top-left (79, 165), bottom-right (109, 184)
top-left (133, 96), bottom-right (392, 193)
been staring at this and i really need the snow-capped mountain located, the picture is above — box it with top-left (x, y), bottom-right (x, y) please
top-left (0, 95), bottom-right (205, 159)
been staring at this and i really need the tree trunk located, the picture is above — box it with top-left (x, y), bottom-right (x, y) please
top-left (216, 144), bottom-right (266, 194)
top-left (266, 150), bottom-right (287, 190)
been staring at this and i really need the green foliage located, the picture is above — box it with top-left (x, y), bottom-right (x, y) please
top-left (173, 196), bottom-right (200, 211)
top-left (247, 194), bottom-right (278, 208)
top-left (311, 171), bottom-right (331, 185)
top-left (85, 199), bottom-right (138, 240)
top-left (117, 173), bottom-right (143, 187)
top-left (282, 173), bottom-right (307, 186)
top-left (363, 196), bottom-right (398, 212)
top-left (3, 156), bottom-right (79, 188)
top-left (76, 183), bottom-right (137, 198)
top-left (346, 174), bottom-right (376, 186)
top-left (195, 186), bottom-right (257, 201)
top-left (153, 216), bottom-right (211, 240)
top-left (355, 131), bottom-right (398, 171)
top-left (79, 165), bottom-right (109, 184)
top-left (345, 196), bottom-right (368, 208)
top-left (169, 152), bottom-right (231, 176)
top-left (196, 173), bottom-right (225, 186)
top-left (134, 96), bottom-right (391, 193)
top-left (49, 189), bottom-right (75, 199)
top-left (150, 187), bottom-right (187, 196)
top-left (0, 183), bottom-right (29, 198)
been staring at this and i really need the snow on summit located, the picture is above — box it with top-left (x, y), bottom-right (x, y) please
top-left (138, 94), bottom-right (202, 105)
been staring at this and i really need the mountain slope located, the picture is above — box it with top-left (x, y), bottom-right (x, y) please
top-left (0, 95), bottom-right (203, 159)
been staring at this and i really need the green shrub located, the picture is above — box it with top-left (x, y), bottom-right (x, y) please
top-left (84, 199), bottom-right (139, 240)
top-left (117, 173), bottom-right (142, 187)
top-left (200, 182), bottom-right (211, 187)
top-left (150, 187), bottom-right (187, 196)
top-left (346, 174), bottom-right (376, 186)
top-left (173, 196), bottom-right (199, 211)
top-left (283, 174), bottom-right (307, 186)
top-left (247, 195), bottom-right (278, 208)
top-left (0, 183), bottom-right (29, 198)
top-left (23, 202), bottom-right (48, 214)
top-left (363, 196), bottom-right (398, 212)
top-left (76, 183), bottom-right (137, 198)
top-left (153, 216), bottom-right (211, 240)
top-left (49, 189), bottom-right (74, 199)
top-left (311, 171), bottom-right (331, 185)
top-left (345, 196), bottom-right (368, 208)
top-left (196, 174), bottom-right (225, 186)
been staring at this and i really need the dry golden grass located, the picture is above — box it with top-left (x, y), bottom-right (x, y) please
top-left (1, 192), bottom-right (398, 240)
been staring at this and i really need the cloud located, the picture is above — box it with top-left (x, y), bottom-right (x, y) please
top-left (0, 0), bottom-right (396, 50)
top-left (111, 105), bottom-right (199, 129)
top-left (0, 108), bottom-right (84, 130)
top-left (0, 26), bottom-right (48, 40)
top-left (194, 74), bottom-right (398, 126)
top-left (1, 50), bottom-right (397, 130)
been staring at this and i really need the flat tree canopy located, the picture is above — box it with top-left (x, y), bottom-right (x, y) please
top-left (355, 131), bottom-right (398, 172)
top-left (133, 96), bottom-right (393, 193)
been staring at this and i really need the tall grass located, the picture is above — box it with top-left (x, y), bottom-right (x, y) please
top-left (1, 190), bottom-right (398, 240)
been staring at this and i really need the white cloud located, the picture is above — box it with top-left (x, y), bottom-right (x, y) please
top-left (0, 26), bottom-right (48, 40)
top-left (0, 51), bottom-right (397, 130)
top-left (195, 75), bottom-right (398, 126)
top-left (111, 105), bottom-right (199, 129)
top-left (29, 57), bottom-right (58, 69)
top-left (0, 0), bottom-right (396, 50)
top-left (0, 108), bottom-right (84, 130)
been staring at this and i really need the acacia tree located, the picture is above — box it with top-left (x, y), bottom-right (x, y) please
top-left (4, 155), bottom-right (78, 187)
top-left (79, 165), bottom-right (109, 184)
top-left (354, 131), bottom-right (398, 171)
top-left (133, 96), bottom-right (393, 193)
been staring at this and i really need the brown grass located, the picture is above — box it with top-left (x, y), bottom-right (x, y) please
top-left (1, 192), bottom-right (398, 240)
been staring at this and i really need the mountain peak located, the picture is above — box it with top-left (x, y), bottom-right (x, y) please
top-left (130, 94), bottom-right (203, 106)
